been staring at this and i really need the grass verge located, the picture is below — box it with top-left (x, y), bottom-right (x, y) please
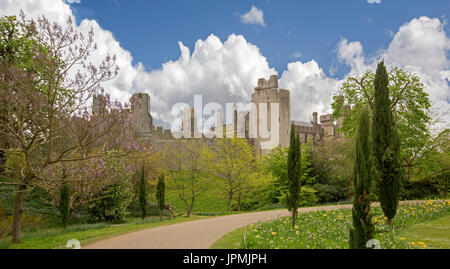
top-left (211, 200), bottom-right (450, 249)
top-left (397, 214), bottom-right (450, 249)
top-left (1, 215), bottom-right (208, 249)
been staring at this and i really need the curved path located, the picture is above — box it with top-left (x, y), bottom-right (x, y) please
top-left (84, 204), bottom-right (353, 249)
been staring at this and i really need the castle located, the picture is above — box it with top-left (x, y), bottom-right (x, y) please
top-left (93, 75), bottom-right (342, 155)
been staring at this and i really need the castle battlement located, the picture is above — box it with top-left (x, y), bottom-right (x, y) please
top-left (256, 74), bottom-right (278, 90)
top-left (93, 75), bottom-right (342, 154)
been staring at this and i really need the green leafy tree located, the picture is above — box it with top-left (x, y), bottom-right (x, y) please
top-left (286, 123), bottom-right (302, 229)
top-left (349, 107), bottom-right (375, 249)
top-left (372, 60), bottom-right (402, 225)
top-left (203, 138), bottom-right (256, 212)
top-left (164, 140), bottom-right (208, 217)
top-left (301, 140), bottom-right (316, 185)
top-left (138, 164), bottom-right (147, 220)
top-left (263, 146), bottom-right (288, 204)
top-left (156, 174), bottom-right (165, 221)
top-left (332, 66), bottom-right (432, 182)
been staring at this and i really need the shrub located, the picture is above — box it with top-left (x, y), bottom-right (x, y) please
top-left (88, 179), bottom-right (133, 224)
top-left (313, 184), bottom-right (339, 203)
top-left (401, 178), bottom-right (438, 200)
top-left (0, 213), bottom-right (43, 238)
top-left (299, 186), bottom-right (319, 207)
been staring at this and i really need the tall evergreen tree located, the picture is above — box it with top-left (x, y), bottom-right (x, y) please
top-left (156, 174), bottom-right (166, 221)
top-left (349, 107), bottom-right (375, 249)
top-left (59, 168), bottom-right (70, 231)
top-left (286, 123), bottom-right (302, 229)
top-left (138, 164), bottom-right (147, 220)
top-left (372, 60), bottom-right (402, 225)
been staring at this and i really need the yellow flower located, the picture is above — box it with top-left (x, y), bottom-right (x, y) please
top-left (295, 230), bottom-right (299, 235)
top-left (399, 237), bottom-right (406, 240)
top-left (271, 232), bottom-right (277, 236)
top-left (384, 216), bottom-right (388, 220)
top-left (421, 244), bottom-right (427, 249)
top-left (323, 214), bottom-right (327, 217)
top-left (294, 225), bottom-right (298, 229)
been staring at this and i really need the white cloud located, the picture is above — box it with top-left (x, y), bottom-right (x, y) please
top-left (239, 6), bottom-right (266, 27)
top-left (337, 38), bottom-right (371, 75)
top-left (130, 34), bottom-right (277, 122)
top-left (367, 0), bottom-right (381, 4)
top-left (0, 1), bottom-right (448, 129)
top-left (280, 61), bottom-right (340, 121)
top-left (337, 16), bottom-right (450, 129)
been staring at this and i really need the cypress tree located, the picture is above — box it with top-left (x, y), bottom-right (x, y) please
top-left (372, 60), bottom-right (402, 225)
top-left (156, 174), bottom-right (166, 221)
top-left (349, 107), bottom-right (375, 249)
top-left (138, 164), bottom-right (147, 220)
top-left (59, 169), bottom-right (70, 231)
top-left (286, 123), bottom-right (302, 229)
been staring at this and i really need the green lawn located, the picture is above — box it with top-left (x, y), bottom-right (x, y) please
top-left (1, 215), bottom-right (209, 249)
top-left (162, 175), bottom-right (229, 214)
top-left (397, 214), bottom-right (450, 249)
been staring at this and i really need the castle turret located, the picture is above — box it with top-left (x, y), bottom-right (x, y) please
top-left (252, 75), bottom-right (290, 155)
top-left (130, 93), bottom-right (153, 137)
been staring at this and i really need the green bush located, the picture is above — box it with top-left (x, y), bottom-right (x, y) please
top-left (88, 179), bottom-right (133, 224)
top-left (401, 178), bottom-right (438, 200)
top-left (313, 183), bottom-right (339, 203)
top-left (299, 186), bottom-right (319, 207)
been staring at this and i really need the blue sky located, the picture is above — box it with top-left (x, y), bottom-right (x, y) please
top-left (70, 0), bottom-right (449, 78)
top-left (1, 0), bottom-right (449, 126)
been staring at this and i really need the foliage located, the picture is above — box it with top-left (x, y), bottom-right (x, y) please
top-left (286, 124), bottom-right (302, 229)
top-left (0, 12), bottom-right (138, 243)
top-left (59, 178), bottom-right (70, 230)
top-left (332, 65), bottom-right (433, 184)
top-left (164, 140), bottom-right (209, 217)
top-left (372, 60), bottom-right (402, 224)
top-left (203, 138), bottom-right (258, 212)
top-left (138, 164), bottom-right (147, 220)
top-left (301, 141), bottom-right (316, 185)
top-left (264, 140), bottom-right (317, 206)
top-left (1, 212), bottom-right (43, 238)
top-left (298, 186), bottom-right (319, 207)
top-left (156, 174), bottom-right (165, 220)
top-left (349, 107), bottom-right (375, 249)
top-left (263, 146), bottom-right (288, 204)
top-left (240, 200), bottom-right (450, 249)
top-left (88, 155), bottom-right (134, 224)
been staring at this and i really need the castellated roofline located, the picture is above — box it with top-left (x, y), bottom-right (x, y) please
top-left (255, 74), bottom-right (279, 90)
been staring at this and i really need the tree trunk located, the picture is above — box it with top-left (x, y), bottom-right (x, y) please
top-left (292, 210), bottom-right (297, 230)
top-left (12, 184), bottom-right (27, 243)
top-left (237, 193), bottom-right (241, 211)
top-left (159, 209), bottom-right (162, 221)
top-left (226, 191), bottom-right (233, 212)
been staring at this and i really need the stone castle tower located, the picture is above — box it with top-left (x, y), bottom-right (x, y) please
top-left (251, 75), bottom-right (291, 155)
top-left (92, 75), bottom-right (342, 154)
top-left (130, 93), bottom-right (153, 138)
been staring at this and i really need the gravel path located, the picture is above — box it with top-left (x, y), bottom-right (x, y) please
top-left (84, 204), bottom-right (353, 249)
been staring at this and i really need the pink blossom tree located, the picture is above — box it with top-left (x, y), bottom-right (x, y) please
top-left (0, 12), bottom-right (145, 242)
